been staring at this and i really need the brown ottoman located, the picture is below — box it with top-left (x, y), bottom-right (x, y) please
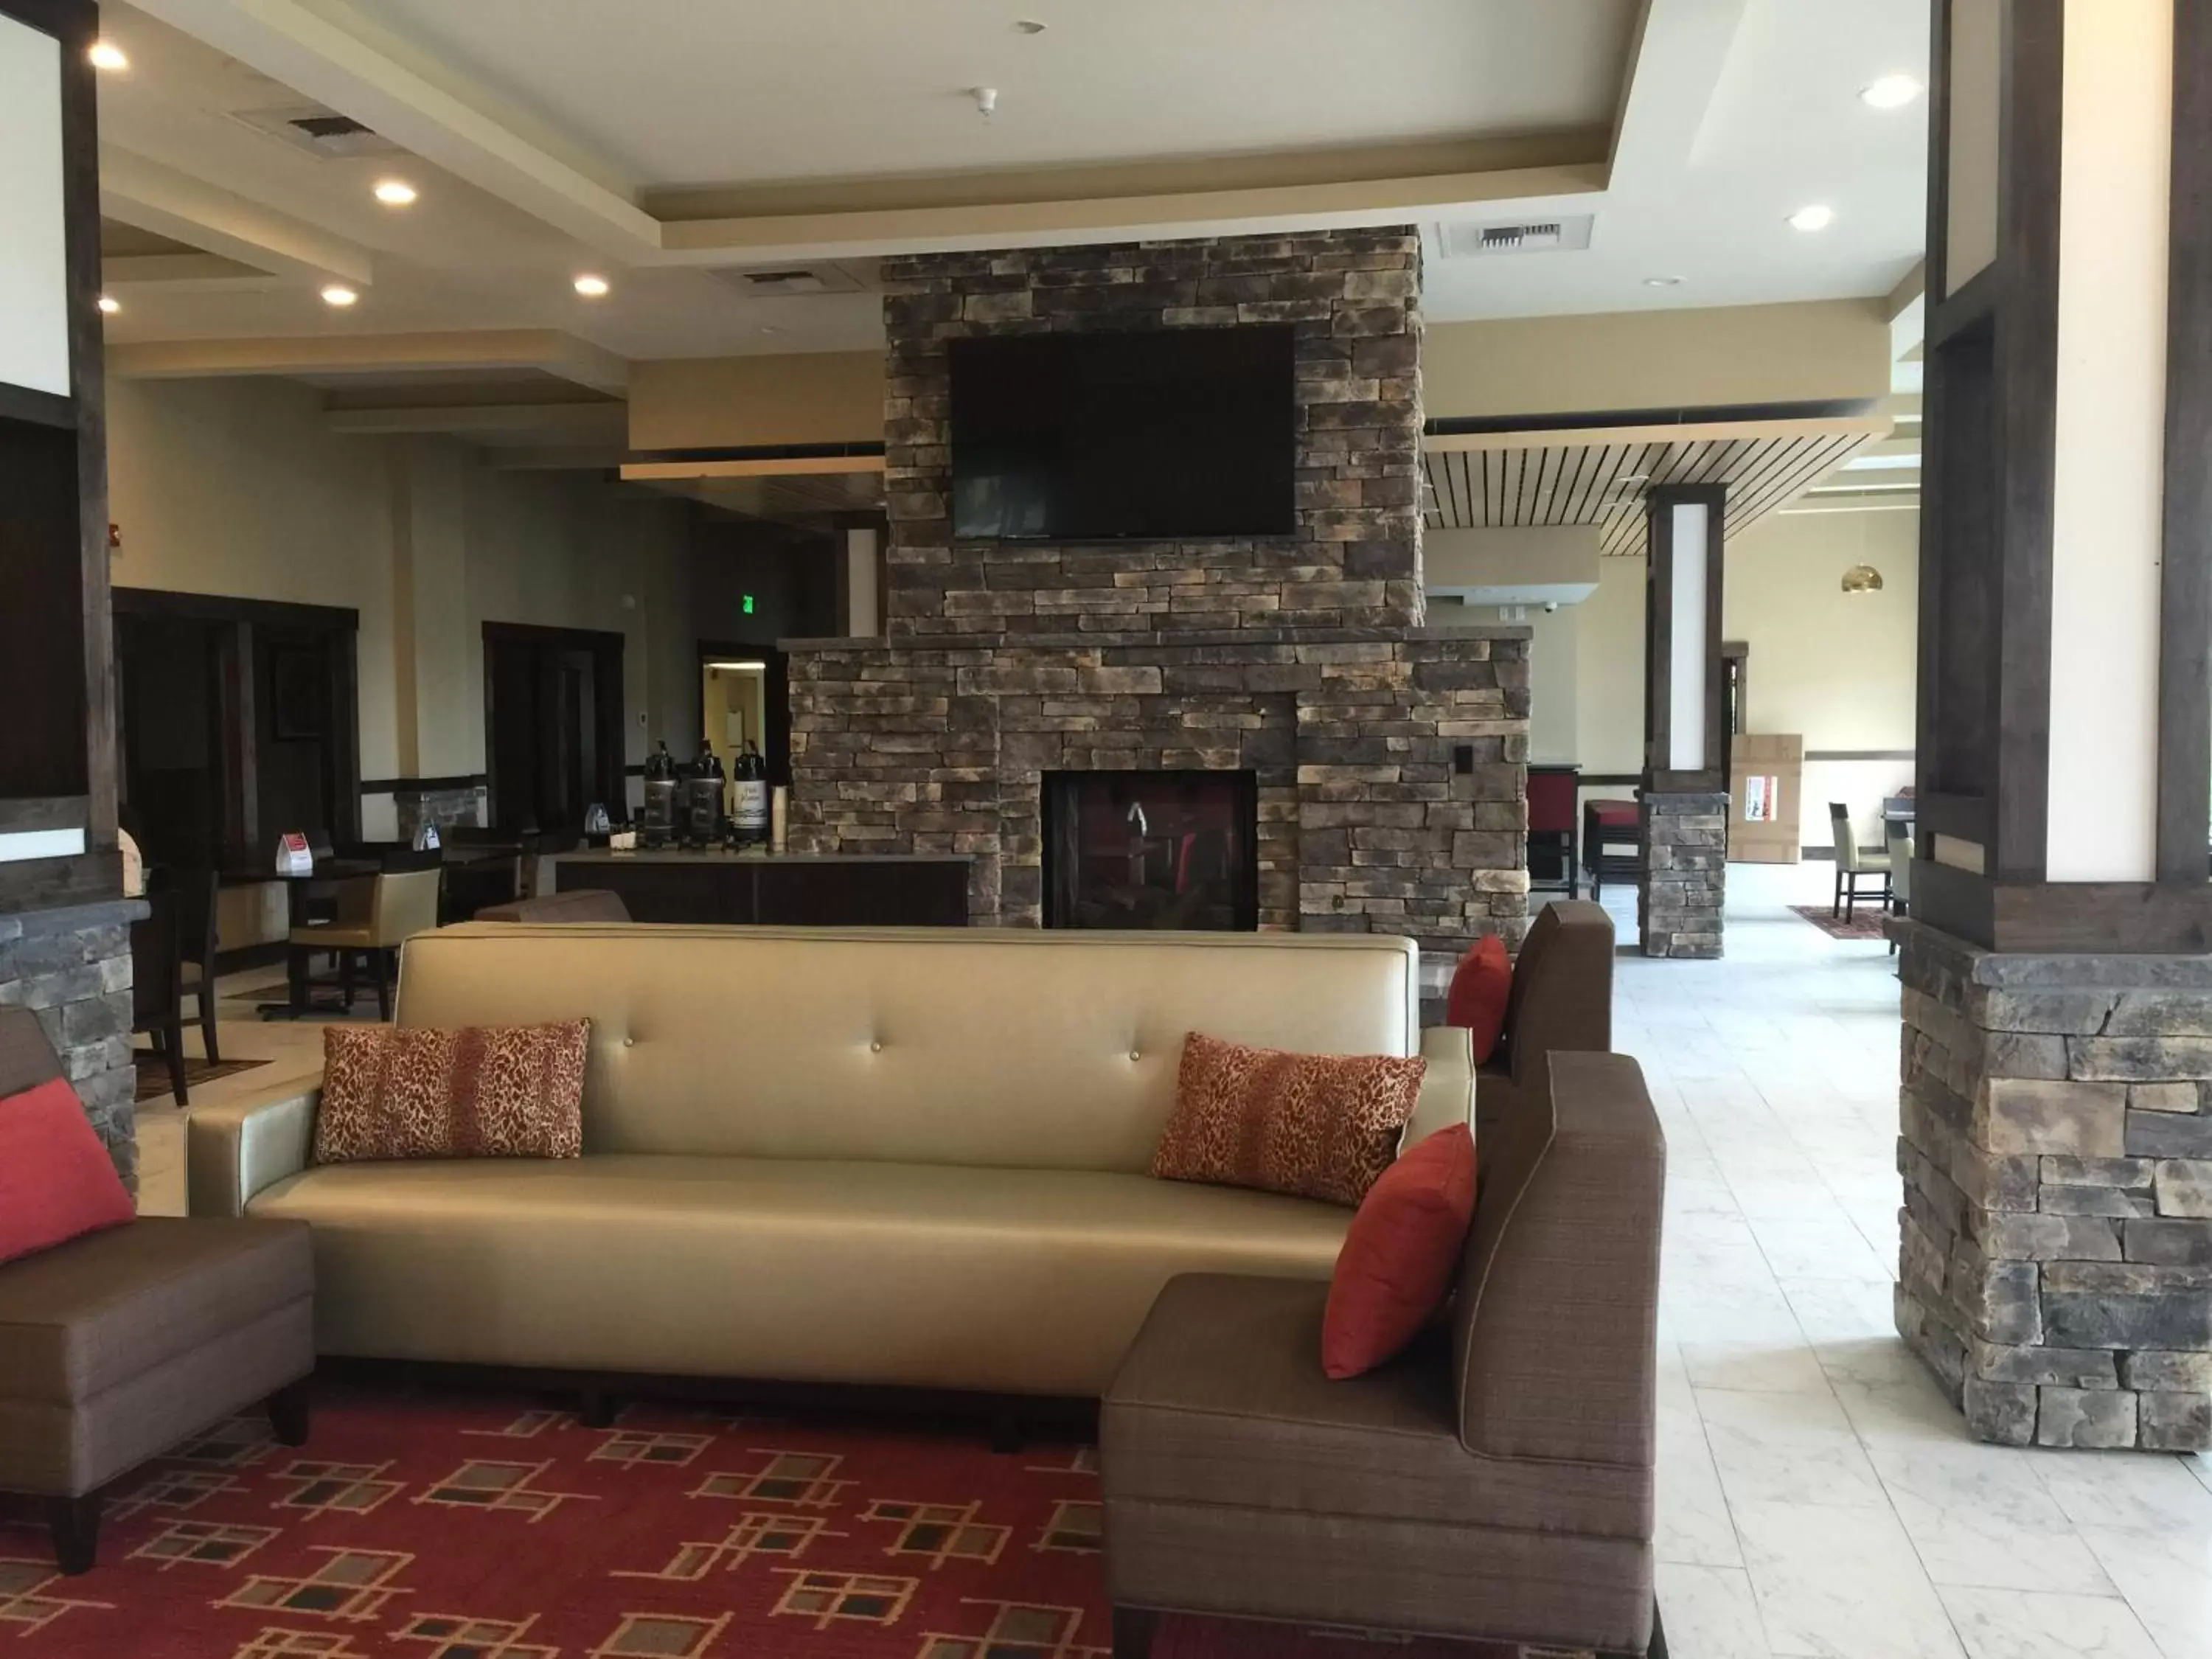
top-left (0, 1214), bottom-right (315, 1573)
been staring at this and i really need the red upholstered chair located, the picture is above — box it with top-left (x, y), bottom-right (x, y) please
top-left (1526, 765), bottom-right (1579, 897)
top-left (1583, 799), bottom-right (1644, 898)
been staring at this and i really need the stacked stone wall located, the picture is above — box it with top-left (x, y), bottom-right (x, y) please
top-left (0, 898), bottom-right (145, 1189)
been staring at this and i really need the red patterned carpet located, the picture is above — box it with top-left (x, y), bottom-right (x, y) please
top-left (0, 1386), bottom-right (1507, 1659)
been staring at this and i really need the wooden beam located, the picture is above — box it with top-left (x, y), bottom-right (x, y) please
top-left (621, 456), bottom-right (888, 481)
top-left (1424, 416), bottom-right (1890, 454)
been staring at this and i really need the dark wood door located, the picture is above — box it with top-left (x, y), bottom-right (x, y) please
top-left (484, 623), bottom-right (625, 835)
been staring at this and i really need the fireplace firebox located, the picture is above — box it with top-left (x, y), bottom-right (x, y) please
top-left (1043, 771), bottom-right (1259, 931)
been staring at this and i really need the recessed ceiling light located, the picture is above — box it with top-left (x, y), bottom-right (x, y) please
top-left (88, 41), bottom-right (128, 71)
top-left (1788, 204), bottom-right (1836, 232)
top-left (319, 284), bottom-right (359, 307)
top-left (573, 273), bottom-right (611, 297)
top-left (1860, 74), bottom-right (1924, 110)
top-left (758, 324), bottom-right (783, 335)
top-left (372, 178), bottom-right (418, 206)
top-left (97, 294), bottom-right (119, 314)
top-left (1643, 275), bottom-right (1684, 288)
top-left (1013, 18), bottom-right (1047, 32)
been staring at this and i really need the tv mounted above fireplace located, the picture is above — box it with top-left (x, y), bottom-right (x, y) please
top-left (947, 327), bottom-right (1296, 541)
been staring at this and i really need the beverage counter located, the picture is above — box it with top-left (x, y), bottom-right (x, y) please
top-left (546, 849), bottom-right (970, 927)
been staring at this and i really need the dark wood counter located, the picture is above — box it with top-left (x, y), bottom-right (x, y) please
top-left (548, 849), bottom-right (970, 927)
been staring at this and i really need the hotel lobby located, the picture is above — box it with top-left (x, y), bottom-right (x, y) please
top-left (1, 3), bottom-right (2208, 1658)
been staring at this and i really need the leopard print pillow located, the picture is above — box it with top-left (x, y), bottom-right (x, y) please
top-left (1152, 1031), bottom-right (1426, 1208)
top-left (315, 1021), bottom-right (590, 1164)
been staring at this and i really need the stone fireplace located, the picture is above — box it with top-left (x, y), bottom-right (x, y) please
top-left (785, 228), bottom-right (1531, 951)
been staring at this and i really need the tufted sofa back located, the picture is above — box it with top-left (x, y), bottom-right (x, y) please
top-left (396, 923), bottom-right (1426, 1172)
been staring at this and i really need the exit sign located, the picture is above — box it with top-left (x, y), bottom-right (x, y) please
top-left (742, 594), bottom-right (755, 615)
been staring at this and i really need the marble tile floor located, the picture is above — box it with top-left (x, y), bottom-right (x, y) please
top-left (1603, 861), bottom-right (2211, 1659)
top-left (130, 874), bottom-right (2211, 1658)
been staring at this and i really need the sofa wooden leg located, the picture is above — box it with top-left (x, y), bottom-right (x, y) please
top-left (1110, 1605), bottom-right (1156, 1659)
top-left (577, 1388), bottom-right (620, 1429)
top-left (268, 1378), bottom-right (313, 1447)
top-left (48, 1494), bottom-right (100, 1576)
top-left (1647, 1593), bottom-right (1669, 1659)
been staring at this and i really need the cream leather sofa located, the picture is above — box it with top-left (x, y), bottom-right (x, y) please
top-left (189, 924), bottom-right (1471, 1398)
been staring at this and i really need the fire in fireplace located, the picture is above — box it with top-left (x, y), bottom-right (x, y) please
top-left (1042, 771), bottom-right (1259, 931)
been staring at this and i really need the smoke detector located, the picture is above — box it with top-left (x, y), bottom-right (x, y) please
top-left (230, 102), bottom-right (401, 159)
top-left (1430, 214), bottom-right (1595, 260)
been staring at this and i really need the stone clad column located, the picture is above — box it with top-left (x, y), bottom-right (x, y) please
top-left (1896, 0), bottom-right (2212, 1450)
top-left (1896, 929), bottom-right (2212, 1450)
top-left (1639, 793), bottom-right (1728, 958)
top-left (1637, 484), bottom-right (1728, 958)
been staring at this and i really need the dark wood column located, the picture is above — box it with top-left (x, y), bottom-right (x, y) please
top-left (1642, 483), bottom-right (1730, 794)
top-left (1913, 0), bottom-right (2212, 952)
top-left (0, 0), bottom-right (116, 913)
top-left (1638, 482), bottom-right (1730, 958)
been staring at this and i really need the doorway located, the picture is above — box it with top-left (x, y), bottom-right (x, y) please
top-left (482, 623), bottom-right (626, 836)
top-left (698, 640), bottom-right (792, 785)
top-left (113, 590), bottom-right (361, 871)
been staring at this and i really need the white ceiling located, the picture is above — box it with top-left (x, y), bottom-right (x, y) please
top-left (92, 0), bottom-right (1930, 397)
top-left (369, 0), bottom-right (1633, 189)
top-left (1422, 0), bottom-right (1928, 319)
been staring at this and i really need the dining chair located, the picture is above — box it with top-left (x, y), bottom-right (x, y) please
top-left (130, 883), bottom-right (189, 1103)
top-left (1885, 823), bottom-right (1913, 953)
top-left (1526, 765), bottom-right (1581, 897)
top-left (1829, 802), bottom-right (1893, 922)
top-left (172, 867), bottom-right (222, 1062)
top-left (287, 867), bottom-right (443, 1020)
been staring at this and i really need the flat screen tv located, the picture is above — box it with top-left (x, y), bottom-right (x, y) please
top-left (948, 327), bottom-right (1296, 540)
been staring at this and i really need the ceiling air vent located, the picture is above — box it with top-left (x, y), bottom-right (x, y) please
top-left (230, 102), bottom-right (402, 160)
top-left (713, 262), bottom-right (870, 298)
top-left (1430, 214), bottom-right (1595, 260)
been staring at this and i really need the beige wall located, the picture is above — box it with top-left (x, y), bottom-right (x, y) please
top-left (1728, 507), bottom-right (1920, 846)
top-left (105, 374), bottom-right (696, 836)
top-left (628, 350), bottom-right (883, 452)
top-left (627, 302), bottom-right (1893, 453)
top-left (1424, 300), bottom-right (1893, 422)
top-left (1496, 505), bottom-right (1919, 849)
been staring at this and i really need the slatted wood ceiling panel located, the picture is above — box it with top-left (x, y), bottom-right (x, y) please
top-left (1420, 430), bottom-right (1877, 552)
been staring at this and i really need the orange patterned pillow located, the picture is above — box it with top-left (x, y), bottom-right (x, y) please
top-left (1152, 1032), bottom-right (1427, 1208)
top-left (315, 1022), bottom-right (590, 1164)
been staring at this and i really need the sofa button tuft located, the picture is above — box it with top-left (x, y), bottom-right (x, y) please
top-left (870, 1040), bottom-right (883, 1053)
top-left (623, 1036), bottom-right (635, 1048)
top-left (1130, 1049), bottom-right (1141, 1062)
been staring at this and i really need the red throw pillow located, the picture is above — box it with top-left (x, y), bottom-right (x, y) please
top-left (315, 1021), bottom-right (591, 1164)
top-left (0, 1077), bottom-right (135, 1266)
top-left (1322, 1122), bottom-right (1478, 1379)
top-left (1445, 935), bottom-right (1512, 1062)
top-left (1152, 1032), bottom-right (1427, 1208)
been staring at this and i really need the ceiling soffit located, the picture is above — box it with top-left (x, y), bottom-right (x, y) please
top-left (122, 0), bottom-right (1630, 265)
top-left (1422, 417), bottom-right (1890, 554)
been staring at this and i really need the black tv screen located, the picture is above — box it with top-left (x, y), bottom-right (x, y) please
top-left (948, 327), bottom-right (1296, 540)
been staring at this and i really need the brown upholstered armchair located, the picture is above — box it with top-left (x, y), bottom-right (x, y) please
top-left (1101, 1051), bottom-right (1666, 1657)
top-left (1477, 897), bottom-right (1615, 1142)
top-left (0, 1008), bottom-right (316, 1574)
